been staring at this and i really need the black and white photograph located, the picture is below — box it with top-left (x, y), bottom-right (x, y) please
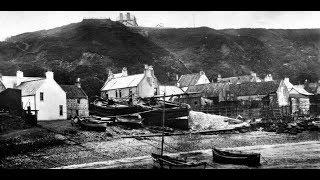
top-left (0, 11), bottom-right (320, 173)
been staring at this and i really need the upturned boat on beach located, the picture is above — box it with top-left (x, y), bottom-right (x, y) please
top-left (212, 148), bottom-right (261, 167)
top-left (151, 153), bottom-right (207, 169)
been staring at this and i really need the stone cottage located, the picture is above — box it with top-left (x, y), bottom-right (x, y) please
top-left (100, 65), bottom-right (159, 104)
top-left (61, 78), bottom-right (89, 119)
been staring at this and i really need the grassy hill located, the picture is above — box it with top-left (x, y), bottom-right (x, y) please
top-left (139, 27), bottom-right (320, 83)
top-left (1, 19), bottom-right (320, 98)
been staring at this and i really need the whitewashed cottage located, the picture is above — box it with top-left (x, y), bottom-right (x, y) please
top-left (177, 71), bottom-right (210, 91)
top-left (100, 65), bottom-right (159, 104)
top-left (1, 70), bottom-right (67, 120)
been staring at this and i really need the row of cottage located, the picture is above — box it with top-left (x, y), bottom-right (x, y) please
top-left (1, 64), bottom-right (319, 121)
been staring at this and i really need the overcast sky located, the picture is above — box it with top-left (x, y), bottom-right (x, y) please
top-left (1, 11), bottom-right (320, 41)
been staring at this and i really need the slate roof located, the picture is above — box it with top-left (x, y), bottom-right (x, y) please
top-left (101, 74), bottom-right (145, 91)
top-left (16, 79), bottom-right (46, 96)
top-left (60, 85), bottom-right (88, 99)
top-left (159, 85), bottom-right (184, 96)
top-left (177, 73), bottom-right (201, 87)
top-left (291, 85), bottom-right (313, 96)
top-left (229, 81), bottom-right (280, 97)
top-left (1, 76), bottom-right (43, 88)
top-left (283, 80), bottom-right (313, 96)
top-left (186, 82), bottom-right (230, 97)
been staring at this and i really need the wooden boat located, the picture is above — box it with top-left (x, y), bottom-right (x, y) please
top-left (151, 153), bottom-right (207, 169)
top-left (150, 89), bottom-right (206, 169)
top-left (78, 118), bottom-right (108, 131)
top-left (212, 148), bottom-right (261, 167)
top-left (115, 115), bottom-right (143, 128)
top-left (141, 107), bottom-right (190, 126)
top-left (90, 98), bottom-right (149, 117)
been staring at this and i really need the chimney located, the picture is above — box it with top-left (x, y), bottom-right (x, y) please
top-left (199, 71), bottom-right (205, 76)
top-left (108, 69), bottom-right (114, 79)
top-left (75, 78), bottom-right (81, 88)
top-left (264, 74), bottom-right (273, 82)
top-left (176, 74), bottom-right (179, 81)
top-left (149, 66), bottom-right (155, 77)
top-left (144, 64), bottom-right (151, 77)
top-left (217, 74), bottom-right (222, 82)
top-left (122, 67), bottom-right (128, 77)
top-left (16, 70), bottom-right (24, 86)
top-left (0, 73), bottom-right (2, 81)
top-left (119, 13), bottom-right (123, 21)
top-left (284, 77), bottom-right (289, 83)
top-left (237, 77), bottom-right (241, 84)
top-left (127, 12), bottom-right (130, 20)
top-left (251, 72), bottom-right (257, 78)
top-left (45, 71), bottom-right (54, 80)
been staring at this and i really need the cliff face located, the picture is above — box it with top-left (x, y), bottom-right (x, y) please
top-left (1, 19), bottom-right (320, 97)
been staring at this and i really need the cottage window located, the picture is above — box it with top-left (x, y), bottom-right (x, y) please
top-left (40, 92), bottom-right (44, 101)
top-left (59, 105), bottom-right (63, 116)
top-left (105, 93), bottom-right (109, 99)
top-left (115, 91), bottom-right (118, 98)
top-left (77, 99), bottom-right (80, 104)
top-left (119, 90), bottom-right (122, 98)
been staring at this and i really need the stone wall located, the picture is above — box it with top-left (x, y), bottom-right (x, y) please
top-left (66, 98), bottom-right (89, 118)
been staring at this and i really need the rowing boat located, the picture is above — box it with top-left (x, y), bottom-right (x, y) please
top-left (151, 153), bottom-right (207, 169)
top-left (212, 148), bottom-right (261, 167)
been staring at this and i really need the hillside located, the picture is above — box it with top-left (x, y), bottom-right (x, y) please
top-left (137, 27), bottom-right (320, 83)
top-left (1, 19), bottom-right (320, 98)
top-left (0, 19), bottom-right (187, 97)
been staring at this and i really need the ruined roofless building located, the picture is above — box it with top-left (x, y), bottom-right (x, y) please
top-left (116, 12), bottom-right (138, 27)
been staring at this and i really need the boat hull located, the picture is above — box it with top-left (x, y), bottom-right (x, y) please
top-left (212, 148), bottom-right (261, 167)
top-left (90, 104), bottom-right (148, 117)
top-left (151, 153), bottom-right (207, 169)
top-left (79, 121), bottom-right (107, 131)
top-left (141, 108), bottom-right (189, 127)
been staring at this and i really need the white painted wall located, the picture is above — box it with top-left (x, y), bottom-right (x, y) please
top-left (21, 95), bottom-right (36, 112)
top-left (36, 79), bottom-right (67, 121)
top-left (138, 76), bottom-right (159, 98)
top-left (196, 74), bottom-right (210, 85)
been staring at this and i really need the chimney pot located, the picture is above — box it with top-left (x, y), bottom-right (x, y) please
top-left (122, 67), bottom-right (128, 77)
top-left (75, 78), bottom-right (81, 88)
top-left (217, 74), bottom-right (222, 82)
top-left (16, 70), bottom-right (24, 86)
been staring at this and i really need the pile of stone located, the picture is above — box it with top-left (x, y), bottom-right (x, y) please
top-left (256, 118), bottom-right (320, 134)
top-left (188, 111), bottom-right (249, 131)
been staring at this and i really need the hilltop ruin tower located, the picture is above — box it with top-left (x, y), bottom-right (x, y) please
top-left (116, 12), bottom-right (138, 27)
